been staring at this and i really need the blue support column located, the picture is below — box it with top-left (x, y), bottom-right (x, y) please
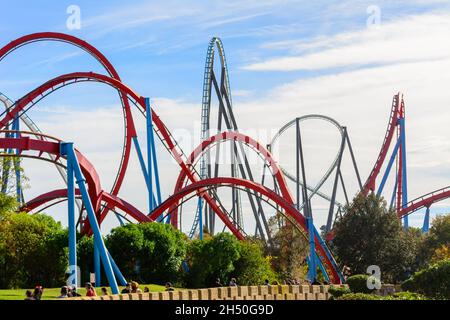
top-left (94, 239), bottom-right (101, 286)
top-left (66, 147), bottom-right (77, 288)
top-left (132, 136), bottom-right (157, 209)
top-left (422, 207), bottom-right (430, 233)
top-left (107, 251), bottom-right (127, 285)
top-left (307, 217), bottom-right (317, 282)
top-left (377, 138), bottom-right (401, 196)
top-left (61, 142), bottom-right (119, 294)
top-left (315, 254), bottom-right (330, 283)
top-left (145, 98), bottom-right (154, 212)
top-left (197, 197), bottom-right (203, 240)
top-left (12, 116), bottom-right (22, 203)
top-left (399, 118), bottom-right (409, 229)
top-left (147, 100), bottom-right (162, 206)
top-left (313, 226), bottom-right (345, 283)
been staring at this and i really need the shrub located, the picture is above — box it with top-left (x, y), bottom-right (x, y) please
top-left (336, 293), bottom-right (382, 300)
top-left (346, 274), bottom-right (375, 294)
top-left (384, 292), bottom-right (428, 300)
top-left (328, 286), bottom-right (351, 299)
top-left (106, 222), bottom-right (188, 285)
top-left (337, 292), bottom-right (428, 300)
top-left (233, 240), bottom-right (277, 286)
top-left (401, 259), bottom-right (450, 299)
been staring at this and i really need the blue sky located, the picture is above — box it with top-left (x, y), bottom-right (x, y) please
top-left (1, 0), bottom-right (450, 233)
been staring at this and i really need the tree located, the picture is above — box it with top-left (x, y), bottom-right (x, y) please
top-left (233, 240), bottom-right (277, 285)
top-left (265, 212), bottom-right (308, 282)
top-left (402, 259), bottom-right (450, 299)
top-left (332, 193), bottom-right (422, 283)
top-left (106, 222), bottom-right (187, 285)
top-left (77, 235), bottom-right (95, 283)
top-left (419, 215), bottom-right (450, 264)
top-left (185, 233), bottom-right (241, 288)
top-left (0, 210), bottom-right (68, 288)
top-left (0, 192), bottom-right (18, 219)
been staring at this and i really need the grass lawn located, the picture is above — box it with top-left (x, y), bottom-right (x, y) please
top-left (0, 284), bottom-right (167, 300)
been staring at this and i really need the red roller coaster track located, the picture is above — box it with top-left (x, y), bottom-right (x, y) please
top-left (363, 93), bottom-right (450, 222)
top-left (169, 131), bottom-right (294, 227)
top-left (0, 32), bottom-right (137, 223)
top-left (149, 177), bottom-right (341, 283)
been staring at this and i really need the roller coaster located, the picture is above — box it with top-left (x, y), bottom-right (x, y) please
top-left (0, 32), bottom-right (448, 293)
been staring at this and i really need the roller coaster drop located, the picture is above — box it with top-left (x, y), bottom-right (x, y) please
top-left (0, 32), bottom-right (447, 292)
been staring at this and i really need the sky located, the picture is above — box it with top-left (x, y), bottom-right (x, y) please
top-left (1, 0), bottom-right (450, 234)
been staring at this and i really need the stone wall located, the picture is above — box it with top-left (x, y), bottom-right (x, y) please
top-left (72, 285), bottom-right (348, 300)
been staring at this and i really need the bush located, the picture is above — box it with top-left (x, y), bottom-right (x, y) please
top-left (346, 274), bottom-right (375, 294)
top-left (328, 286), bottom-right (351, 299)
top-left (401, 259), bottom-right (450, 299)
top-left (384, 291), bottom-right (428, 300)
top-left (332, 193), bottom-right (423, 283)
top-left (337, 292), bottom-right (428, 300)
top-left (185, 234), bottom-right (277, 288)
top-left (0, 211), bottom-right (68, 288)
top-left (185, 233), bottom-right (241, 288)
top-left (336, 293), bottom-right (382, 300)
top-left (106, 222), bottom-right (188, 285)
top-left (233, 241), bottom-right (277, 286)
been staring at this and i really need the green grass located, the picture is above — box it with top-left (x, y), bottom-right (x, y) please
top-left (0, 284), bottom-right (167, 300)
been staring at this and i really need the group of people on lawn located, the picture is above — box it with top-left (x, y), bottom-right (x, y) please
top-left (24, 281), bottom-right (175, 299)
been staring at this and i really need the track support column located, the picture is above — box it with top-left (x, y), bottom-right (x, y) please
top-left (422, 206), bottom-right (430, 233)
top-left (61, 142), bottom-right (119, 294)
top-left (66, 143), bottom-right (77, 288)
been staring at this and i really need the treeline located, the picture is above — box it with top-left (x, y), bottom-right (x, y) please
top-left (331, 193), bottom-right (450, 283)
top-left (0, 194), bottom-right (277, 288)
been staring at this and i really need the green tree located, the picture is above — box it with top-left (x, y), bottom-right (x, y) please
top-left (233, 240), bottom-right (276, 285)
top-left (106, 222), bottom-right (187, 285)
top-left (332, 193), bottom-right (422, 283)
top-left (77, 235), bottom-right (95, 283)
top-left (265, 212), bottom-right (308, 282)
top-left (0, 192), bottom-right (17, 219)
top-left (419, 215), bottom-right (450, 265)
top-left (402, 259), bottom-right (450, 299)
top-left (0, 211), bottom-right (68, 288)
top-left (185, 233), bottom-right (241, 288)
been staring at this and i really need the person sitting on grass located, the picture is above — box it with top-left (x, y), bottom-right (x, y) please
top-left (229, 278), bottom-right (237, 287)
top-left (24, 290), bottom-right (35, 300)
top-left (33, 285), bottom-right (43, 300)
top-left (85, 282), bottom-right (97, 297)
top-left (165, 282), bottom-right (174, 291)
top-left (58, 286), bottom-right (69, 299)
top-left (144, 287), bottom-right (150, 293)
top-left (214, 278), bottom-right (222, 287)
top-left (70, 286), bottom-right (81, 297)
top-left (131, 281), bottom-right (142, 293)
top-left (101, 287), bottom-right (109, 296)
top-left (121, 282), bottom-right (132, 294)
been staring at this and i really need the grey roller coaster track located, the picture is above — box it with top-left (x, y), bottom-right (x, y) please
top-left (268, 114), bottom-right (345, 209)
top-left (191, 37), bottom-right (243, 237)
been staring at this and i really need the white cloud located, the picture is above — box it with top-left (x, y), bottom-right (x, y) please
top-left (243, 13), bottom-right (450, 71)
